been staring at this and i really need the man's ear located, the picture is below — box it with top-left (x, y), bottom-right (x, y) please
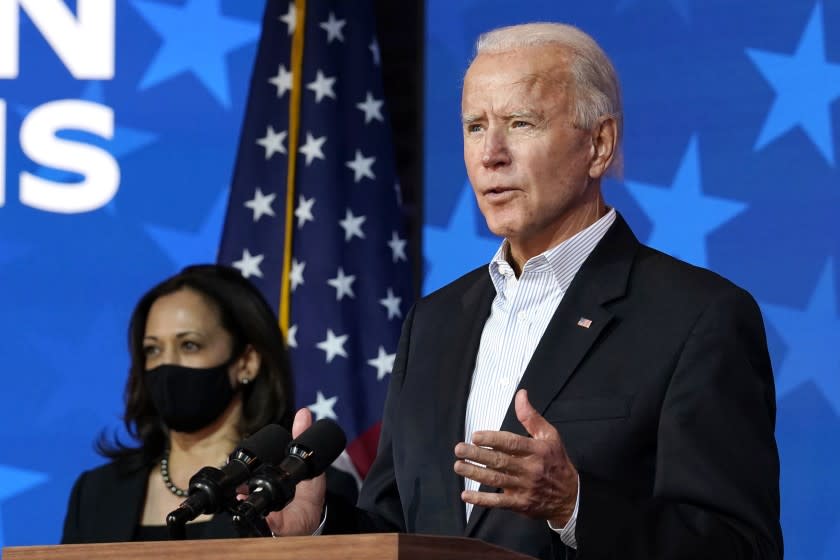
top-left (588, 115), bottom-right (618, 179)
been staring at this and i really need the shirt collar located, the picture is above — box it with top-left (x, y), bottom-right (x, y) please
top-left (488, 208), bottom-right (617, 297)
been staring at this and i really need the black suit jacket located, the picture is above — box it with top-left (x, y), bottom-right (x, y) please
top-left (326, 214), bottom-right (782, 559)
top-left (60, 461), bottom-right (239, 543)
top-left (62, 459), bottom-right (360, 543)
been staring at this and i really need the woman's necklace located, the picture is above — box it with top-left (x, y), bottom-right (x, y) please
top-left (160, 450), bottom-right (188, 498)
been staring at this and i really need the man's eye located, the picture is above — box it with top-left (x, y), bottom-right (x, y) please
top-left (466, 124), bottom-right (483, 133)
top-left (512, 120), bottom-right (531, 128)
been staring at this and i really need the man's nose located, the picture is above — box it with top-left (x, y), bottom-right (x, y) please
top-left (481, 127), bottom-right (510, 168)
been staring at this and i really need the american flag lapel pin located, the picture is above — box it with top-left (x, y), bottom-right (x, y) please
top-left (577, 317), bottom-right (593, 329)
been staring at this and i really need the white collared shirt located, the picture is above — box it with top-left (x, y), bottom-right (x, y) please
top-left (463, 209), bottom-right (616, 549)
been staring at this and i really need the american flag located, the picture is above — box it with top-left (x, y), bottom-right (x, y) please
top-left (218, 0), bottom-right (412, 482)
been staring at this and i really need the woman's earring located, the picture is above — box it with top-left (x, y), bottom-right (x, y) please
top-left (239, 377), bottom-right (250, 385)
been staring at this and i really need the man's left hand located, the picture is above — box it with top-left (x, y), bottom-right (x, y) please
top-left (454, 388), bottom-right (578, 527)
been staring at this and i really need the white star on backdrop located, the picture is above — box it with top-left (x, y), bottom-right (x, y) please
top-left (299, 131), bottom-right (327, 165)
top-left (356, 92), bottom-right (384, 124)
top-left (268, 64), bottom-right (292, 98)
top-left (624, 135), bottom-right (747, 267)
top-left (308, 390), bottom-right (338, 420)
top-left (316, 329), bottom-right (349, 363)
top-left (279, 2), bottom-right (296, 35)
top-left (379, 288), bottom-right (402, 319)
top-left (295, 195), bottom-right (316, 228)
top-left (233, 248), bottom-right (264, 278)
top-left (256, 125), bottom-right (287, 159)
top-left (367, 346), bottom-right (396, 380)
top-left (286, 324), bottom-right (298, 348)
top-left (339, 209), bottom-right (366, 241)
top-left (243, 187), bottom-right (276, 222)
top-left (290, 258), bottom-right (305, 292)
top-left (319, 12), bottom-right (346, 43)
top-left (388, 231), bottom-right (407, 262)
top-left (346, 150), bottom-right (376, 182)
top-left (306, 70), bottom-right (337, 103)
top-left (327, 267), bottom-right (356, 300)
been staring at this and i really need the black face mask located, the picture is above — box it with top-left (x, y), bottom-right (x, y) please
top-left (145, 357), bottom-right (238, 433)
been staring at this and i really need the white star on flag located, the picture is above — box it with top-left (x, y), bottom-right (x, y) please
top-left (306, 70), bottom-right (337, 103)
top-left (290, 258), bottom-right (306, 292)
top-left (339, 208), bottom-right (366, 241)
top-left (268, 64), bottom-right (292, 98)
top-left (327, 267), bottom-right (356, 300)
top-left (356, 92), bottom-right (384, 124)
top-left (369, 38), bottom-right (380, 65)
top-left (308, 391), bottom-right (338, 420)
top-left (299, 131), bottom-right (327, 165)
top-left (316, 329), bottom-right (349, 363)
top-left (367, 346), bottom-right (396, 380)
top-left (319, 12), bottom-right (346, 43)
top-left (244, 187), bottom-right (276, 222)
top-left (379, 288), bottom-right (402, 319)
top-left (279, 2), bottom-right (296, 35)
top-left (233, 249), bottom-right (264, 279)
top-left (256, 125), bottom-right (287, 159)
top-left (295, 195), bottom-right (316, 228)
top-left (346, 150), bottom-right (376, 182)
top-left (388, 231), bottom-right (407, 262)
top-left (286, 324), bottom-right (298, 348)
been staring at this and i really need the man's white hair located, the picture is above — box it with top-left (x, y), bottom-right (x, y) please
top-left (475, 23), bottom-right (623, 174)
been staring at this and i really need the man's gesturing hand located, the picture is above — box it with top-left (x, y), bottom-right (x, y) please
top-left (262, 407), bottom-right (327, 536)
top-left (454, 389), bottom-right (578, 527)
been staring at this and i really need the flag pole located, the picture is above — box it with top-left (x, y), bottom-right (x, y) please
top-left (278, 0), bottom-right (307, 335)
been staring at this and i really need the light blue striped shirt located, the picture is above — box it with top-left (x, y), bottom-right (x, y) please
top-left (463, 208), bottom-right (616, 549)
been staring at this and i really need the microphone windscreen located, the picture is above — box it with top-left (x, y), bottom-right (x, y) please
top-left (240, 424), bottom-right (292, 465)
top-left (290, 419), bottom-right (347, 475)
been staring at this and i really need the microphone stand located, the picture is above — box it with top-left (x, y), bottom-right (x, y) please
top-left (166, 496), bottom-right (273, 539)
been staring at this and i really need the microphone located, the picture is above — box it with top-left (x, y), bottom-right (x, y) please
top-left (165, 423), bottom-right (291, 536)
top-left (232, 419), bottom-right (346, 530)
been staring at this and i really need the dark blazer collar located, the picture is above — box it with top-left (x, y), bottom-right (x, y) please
top-left (101, 463), bottom-right (149, 542)
top-left (430, 268), bottom-right (496, 534)
top-left (464, 212), bottom-right (640, 536)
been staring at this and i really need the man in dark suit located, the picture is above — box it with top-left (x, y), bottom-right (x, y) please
top-left (267, 22), bottom-right (782, 559)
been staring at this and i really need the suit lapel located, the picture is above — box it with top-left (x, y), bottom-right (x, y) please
top-left (102, 464), bottom-right (149, 541)
top-left (436, 270), bottom-right (495, 534)
top-left (464, 214), bottom-right (639, 537)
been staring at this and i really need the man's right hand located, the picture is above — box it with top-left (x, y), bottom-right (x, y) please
top-left (263, 407), bottom-right (327, 536)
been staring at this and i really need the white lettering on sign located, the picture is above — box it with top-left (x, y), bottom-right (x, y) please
top-left (19, 100), bottom-right (119, 213)
top-left (0, 0), bottom-right (115, 79)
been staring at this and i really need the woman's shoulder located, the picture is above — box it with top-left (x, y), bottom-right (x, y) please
top-left (73, 455), bottom-right (150, 491)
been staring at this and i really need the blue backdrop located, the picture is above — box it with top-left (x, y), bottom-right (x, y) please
top-left (0, 1), bottom-right (837, 557)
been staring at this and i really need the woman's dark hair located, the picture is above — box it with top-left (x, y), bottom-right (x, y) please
top-left (97, 264), bottom-right (295, 467)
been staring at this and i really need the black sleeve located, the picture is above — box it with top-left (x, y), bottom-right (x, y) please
top-left (60, 471), bottom-right (88, 544)
top-left (575, 289), bottom-right (782, 559)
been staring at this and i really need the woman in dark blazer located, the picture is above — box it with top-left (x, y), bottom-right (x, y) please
top-left (61, 264), bottom-right (355, 543)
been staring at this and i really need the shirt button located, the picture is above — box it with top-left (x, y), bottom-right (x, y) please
top-left (517, 311), bottom-right (528, 322)
top-left (499, 377), bottom-right (511, 387)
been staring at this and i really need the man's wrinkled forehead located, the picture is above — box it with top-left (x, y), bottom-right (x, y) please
top-left (463, 46), bottom-right (573, 95)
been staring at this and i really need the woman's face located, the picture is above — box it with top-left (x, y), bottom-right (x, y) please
top-left (143, 288), bottom-right (237, 384)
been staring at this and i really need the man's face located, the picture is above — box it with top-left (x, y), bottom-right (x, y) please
top-left (462, 45), bottom-right (604, 261)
